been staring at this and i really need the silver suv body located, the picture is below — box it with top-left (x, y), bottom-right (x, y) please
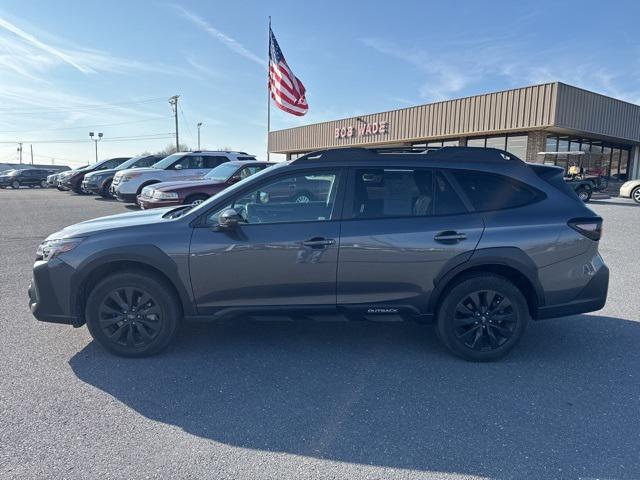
top-left (111, 151), bottom-right (257, 203)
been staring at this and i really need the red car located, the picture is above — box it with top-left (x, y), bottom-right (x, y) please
top-left (137, 161), bottom-right (273, 209)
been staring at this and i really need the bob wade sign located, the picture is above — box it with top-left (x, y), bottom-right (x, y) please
top-left (334, 120), bottom-right (389, 139)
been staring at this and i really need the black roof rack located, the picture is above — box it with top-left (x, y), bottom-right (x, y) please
top-left (292, 146), bottom-right (522, 164)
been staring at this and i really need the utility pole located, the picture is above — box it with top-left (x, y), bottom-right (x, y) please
top-left (197, 122), bottom-right (202, 150)
top-left (169, 95), bottom-right (180, 152)
top-left (17, 143), bottom-right (23, 164)
top-left (30, 144), bottom-right (34, 164)
top-left (89, 132), bottom-right (103, 163)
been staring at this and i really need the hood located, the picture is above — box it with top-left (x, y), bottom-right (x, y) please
top-left (116, 167), bottom-right (157, 177)
top-left (152, 179), bottom-right (219, 191)
top-left (85, 168), bottom-right (119, 179)
top-left (46, 207), bottom-right (177, 240)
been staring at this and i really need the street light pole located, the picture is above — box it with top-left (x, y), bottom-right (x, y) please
top-left (89, 132), bottom-right (103, 163)
top-left (197, 122), bottom-right (202, 150)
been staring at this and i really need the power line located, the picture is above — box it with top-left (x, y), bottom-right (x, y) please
top-left (179, 105), bottom-right (196, 146)
top-left (0, 133), bottom-right (176, 145)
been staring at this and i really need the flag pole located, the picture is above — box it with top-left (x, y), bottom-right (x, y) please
top-left (266, 16), bottom-right (272, 162)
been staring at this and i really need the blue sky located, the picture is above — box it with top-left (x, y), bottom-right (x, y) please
top-left (1, 0), bottom-right (639, 167)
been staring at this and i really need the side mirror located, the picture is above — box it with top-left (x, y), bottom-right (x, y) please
top-left (216, 208), bottom-right (241, 230)
top-left (174, 164), bottom-right (183, 170)
top-left (228, 175), bottom-right (241, 184)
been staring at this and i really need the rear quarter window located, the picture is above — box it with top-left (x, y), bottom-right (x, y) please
top-left (452, 170), bottom-right (540, 211)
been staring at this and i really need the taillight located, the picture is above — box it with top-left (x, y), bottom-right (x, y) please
top-left (568, 217), bottom-right (603, 241)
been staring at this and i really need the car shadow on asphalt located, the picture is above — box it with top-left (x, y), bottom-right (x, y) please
top-left (69, 314), bottom-right (640, 479)
top-left (589, 199), bottom-right (639, 207)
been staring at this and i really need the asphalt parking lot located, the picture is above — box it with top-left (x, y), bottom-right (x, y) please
top-left (1, 188), bottom-right (639, 480)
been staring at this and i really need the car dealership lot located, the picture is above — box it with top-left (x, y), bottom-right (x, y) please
top-left (1, 189), bottom-right (639, 480)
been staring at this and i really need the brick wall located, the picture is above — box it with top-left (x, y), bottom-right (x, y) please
top-left (526, 131), bottom-right (547, 163)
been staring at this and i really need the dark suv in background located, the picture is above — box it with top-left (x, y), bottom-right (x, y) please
top-left (81, 155), bottom-right (162, 197)
top-left (62, 157), bottom-right (129, 194)
top-left (0, 168), bottom-right (56, 189)
top-left (29, 147), bottom-right (608, 361)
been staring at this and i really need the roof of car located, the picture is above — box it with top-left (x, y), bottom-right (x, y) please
top-left (225, 160), bottom-right (274, 166)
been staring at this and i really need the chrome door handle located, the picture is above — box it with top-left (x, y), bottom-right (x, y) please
top-left (434, 231), bottom-right (467, 243)
top-left (302, 237), bottom-right (336, 248)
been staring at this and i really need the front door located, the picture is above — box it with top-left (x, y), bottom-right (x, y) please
top-left (189, 168), bottom-right (344, 314)
top-left (337, 167), bottom-right (484, 315)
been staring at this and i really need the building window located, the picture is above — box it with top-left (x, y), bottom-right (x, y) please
top-left (619, 149), bottom-right (629, 180)
top-left (506, 135), bottom-right (527, 159)
top-left (442, 140), bottom-right (459, 147)
top-left (467, 137), bottom-right (486, 148)
top-left (485, 136), bottom-right (506, 150)
top-left (546, 135), bottom-right (558, 152)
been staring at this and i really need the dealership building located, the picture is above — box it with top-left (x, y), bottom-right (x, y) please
top-left (269, 82), bottom-right (640, 181)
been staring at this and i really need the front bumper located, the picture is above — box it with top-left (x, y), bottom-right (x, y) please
top-left (619, 183), bottom-right (636, 198)
top-left (115, 190), bottom-right (138, 203)
top-left (28, 258), bottom-right (81, 326)
top-left (82, 179), bottom-right (103, 195)
top-left (536, 261), bottom-right (609, 319)
top-left (137, 195), bottom-right (181, 209)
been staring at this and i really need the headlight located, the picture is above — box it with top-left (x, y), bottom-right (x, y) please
top-left (36, 238), bottom-right (84, 262)
top-left (153, 191), bottom-right (178, 200)
top-left (121, 172), bottom-right (142, 182)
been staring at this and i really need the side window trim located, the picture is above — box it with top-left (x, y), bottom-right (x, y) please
top-left (439, 169), bottom-right (476, 213)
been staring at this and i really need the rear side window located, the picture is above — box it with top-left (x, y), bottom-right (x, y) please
top-left (203, 156), bottom-right (230, 168)
top-left (452, 170), bottom-right (539, 211)
top-left (434, 172), bottom-right (467, 215)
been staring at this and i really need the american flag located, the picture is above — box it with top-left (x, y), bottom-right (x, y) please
top-left (269, 27), bottom-right (308, 116)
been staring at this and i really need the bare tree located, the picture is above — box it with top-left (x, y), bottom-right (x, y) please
top-left (156, 143), bottom-right (191, 156)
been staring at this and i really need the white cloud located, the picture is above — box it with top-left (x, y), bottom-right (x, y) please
top-left (172, 5), bottom-right (266, 67)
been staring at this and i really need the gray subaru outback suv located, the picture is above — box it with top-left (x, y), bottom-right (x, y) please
top-left (28, 147), bottom-right (608, 361)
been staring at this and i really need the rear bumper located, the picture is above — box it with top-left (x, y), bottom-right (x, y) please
top-left (28, 258), bottom-right (80, 326)
top-left (536, 263), bottom-right (609, 319)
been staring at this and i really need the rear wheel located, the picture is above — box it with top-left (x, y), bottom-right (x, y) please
top-left (11, 180), bottom-right (20, 189)
top-left (40, 180), bottom-right (47, 188)
top-left (85, 272), bottom-right (182, 357)
top-left (184, 193), bottom-right (209, 206)
top-left (575, 185), bottom-right (592, 202)
top-left (292, 190), bottom-right (313, 203)
top-left (632, 186), bottom-right (640, 204)
top-left (99, 179), bottom-right (112, 197)
top-left (437, 274), bottom-right (529, 361)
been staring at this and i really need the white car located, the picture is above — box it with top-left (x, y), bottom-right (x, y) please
top-left (111, 151), bottom-right (256, 203)
top-left (619, 179), bottom-right (640, 204)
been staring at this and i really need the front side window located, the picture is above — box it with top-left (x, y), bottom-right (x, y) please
top-left (171, 155), bottom-right (205, 170)
top-left (209, 170), bottom-right (340, 225)
top-left (453, 170), bottom-right (539, 211)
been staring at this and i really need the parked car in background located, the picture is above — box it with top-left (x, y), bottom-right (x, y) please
top-left (46, 173), bottom-right (59, 188)
top-left (112, 151), bottom-right (256, 203)
top-left (619, 179), bottom-right (640, 204)
top-left (0, 168), bottom-right (55, 189)
top-left (56, 166), bottom-right (88, 191)
top-left (82, 155), bottom-right (162, 197)
top-left (29, 147), bottom-right (608, 361)
top-left (137, 161), bottom-right (273, 209)
top-left (62, 158), bottom-right (129, 194)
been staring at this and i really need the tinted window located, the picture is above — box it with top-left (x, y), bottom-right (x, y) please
top-left (100, 158), bottom-right (125, 169)
top-left (434, 172), bottom-right (467, 215)
top-left (136, 156), bottom-right (159, 168)
top-left (453, 170), bottom-right (539, 211)
top-left (352, 168), bottom-right (433, 218)
top-left (171, 155), bottom-right (204, 169)
top-left (203, 156), bottom-right (230, 168)
top-left (209, 170), bottom-right (340, 225)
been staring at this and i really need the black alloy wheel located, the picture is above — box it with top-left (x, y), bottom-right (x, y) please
top-left (86, 272), bottom-right (181, 357)
top-left (11, 180), bottom-right (20, 189)
top-left (632, 186), bottom-right (640, 204)
top-left (452, 290), bottom-right (517, 351)
top-left (97, 286), bottom-right (163, 349)
top-left (437, 274), bottom-right (528, 361)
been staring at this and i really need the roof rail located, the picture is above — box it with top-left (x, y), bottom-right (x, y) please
top-left (293, 146), bottom-right (523, 164)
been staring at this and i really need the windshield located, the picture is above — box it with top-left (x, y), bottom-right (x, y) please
top-left (203, 163), bottom-right (239, 181)
top-left (151, 153), bottom-right (182, 169)
top-left (187, 161), bottom-right (290, 217)
top-left (114, 155), bottom-right (145, 170)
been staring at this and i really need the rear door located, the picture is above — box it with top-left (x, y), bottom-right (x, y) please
top-left (337, 167), bottom-right (484, 315)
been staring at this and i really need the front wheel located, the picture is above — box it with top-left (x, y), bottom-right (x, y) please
top-left (11, 180), bottom-right (20, 189)
top-left (437, 274), bottom-right (529, 361)
top-left (632, 186), bottom-right (640, 204)
top-left (184, 194), bottom-right (209, 206)
top-left (40, 180), bottom-right (47, 188)
top-left (292, 190), bottom-right (313, 203)
top-left (85, 272), bottom-right (182, 357)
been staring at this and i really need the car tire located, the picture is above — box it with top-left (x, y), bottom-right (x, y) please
top-left (40, 180), bottom-right (47, 188)
top-left (575, 186), bottom-right (592, 202)
top-left (436, 273), bottom-right (529, 362)
top-left (100, 180), bottom-right (112, 197)
top-left (292, 190), bottom-right (313, 203)
top-left (11, 180), bottom-right (20, 189)
top-left (85, 271), bottom-right (182, 357)
top-left (632, 186), bottom-right (640, 204)
top-left (184, 193), bottom-right (209, 206)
